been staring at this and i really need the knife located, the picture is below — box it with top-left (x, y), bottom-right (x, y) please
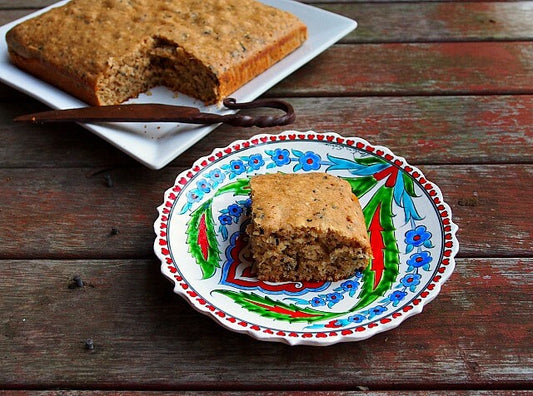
top-left (14, 97), bottom-right (295, 128)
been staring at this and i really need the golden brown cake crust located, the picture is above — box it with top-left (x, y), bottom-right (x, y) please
top-left (247, 173), bottom-right (373, 282)
top-left (5, 0), bottom-right (307, 105)
top-left (250, 173), bottom-right (371, 245)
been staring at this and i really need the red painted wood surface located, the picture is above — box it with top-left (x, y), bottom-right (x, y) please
top-left (0, 0), bottom-right (531, 393)
top-left (330, 2), bottom-right (533, 43)
top-left (2, 95), bottom-right (532, 167)
top-left (0, 258), bottom-right (531, 389)
top-left (271, 42), bottom-right (533, 96)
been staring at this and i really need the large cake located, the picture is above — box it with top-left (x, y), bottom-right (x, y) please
top-left (6, 0), bottom-right (307, 105)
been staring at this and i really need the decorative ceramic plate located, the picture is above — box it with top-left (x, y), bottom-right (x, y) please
top-left (154, 131), bottom-right (458, 345)
top-left (0, 0), bottom-right (356, 169)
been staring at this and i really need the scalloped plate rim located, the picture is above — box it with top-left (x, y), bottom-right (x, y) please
top-left (154, 131), bottom-right (459, 346)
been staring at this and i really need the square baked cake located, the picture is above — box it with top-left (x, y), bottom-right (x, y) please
top-left (6, 0), bottom-right (307, 105)
top-left (246, 173), bottom-right (373, 282)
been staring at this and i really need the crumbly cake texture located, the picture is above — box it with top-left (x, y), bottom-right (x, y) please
top-left (246, 173), bottom-right (373, 282)
top-left (6, 0), bottom-right (307, 105)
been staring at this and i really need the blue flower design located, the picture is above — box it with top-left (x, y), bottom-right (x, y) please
top-left (400, 273), bottom-right (422, 292)
top-left (186, 188), bottom-right (204, 203)
top-left (367, 305), bottom-right (387, 319)
top-left (405, 225), bottom-right (433, 253)
top-left (388, 290), bottom-right (407, 306)
top-left (218, 214), bottom-right (232, 225)
top-left (405, 225), bottom-right (432, 246)
top-left (347, 314), bottom-right (365, 324)
top-left (229, 159), bottom-right (246, 175)
top-left (207, 168), bottom-right (225, 186)
top-left (339, 280), bottom-right (359, 297)
top-left (299, 151), bottom-right (322, 171)
top-left (407, 251), bottom-right (432, 271)
top-left (269, 148), bottom-right (291, 166)
top-left (196, 178), bottom-right (211, 193)
top-left (227, 204), bottom-right (243, 218)
top-left (325, 292), bottom-right (344, 307)
top-left (310, 296), bottom-right (326, 307)
top-left (247, 154), bottom-right (264, 170)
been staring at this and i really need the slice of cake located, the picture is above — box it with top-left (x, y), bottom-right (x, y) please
top-left (6, 0), bottom-right (307, 105)
top-left (247, 173), bottom-right (373, 282)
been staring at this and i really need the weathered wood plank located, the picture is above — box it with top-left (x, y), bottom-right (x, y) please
top-left (327, 1), bottom-right (533, 43)
top-left (0, 258), bottom-right (531, 389)
top-left (1, 95), bottom-right (532, 168)
top-left (190, 95), bottom-right (533, 166)
top-left (270, 42), bottom-right (533, 96)
top-left (0, 165), bottom-right (531, 259)
top-left (0, 98), bottom-right (138, 168)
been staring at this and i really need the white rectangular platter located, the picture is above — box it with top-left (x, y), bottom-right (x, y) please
top-left (0, 0), bottom-right (356, 169)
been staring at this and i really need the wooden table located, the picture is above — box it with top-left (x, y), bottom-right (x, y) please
top-left (1, 0), bottom-right (532, 393)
